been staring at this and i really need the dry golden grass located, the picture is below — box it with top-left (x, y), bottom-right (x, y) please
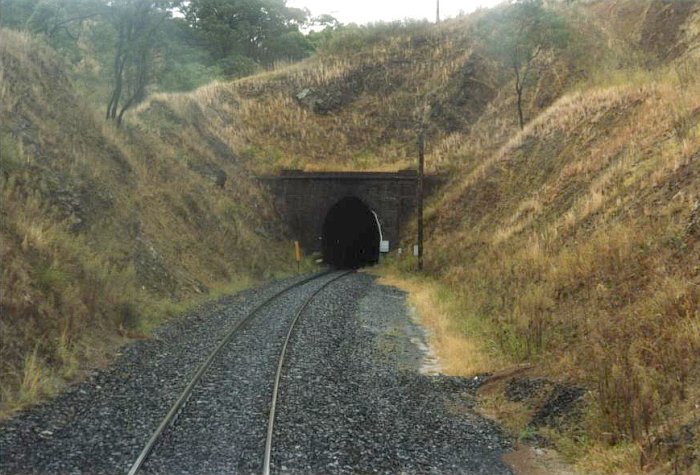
top-left (401, 58), bottom-right (700, 472)
top-left (132, 17), bottom-right (497, 174)
top-left (0, 28), bottom-right (299, 418)
top-left (376, 269), bottom-right (507, 376)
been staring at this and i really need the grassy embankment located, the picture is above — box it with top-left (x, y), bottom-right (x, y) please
top-left (0, 29), bottom-right (303, 418)
top-left (384, 67), bottom-right (700, 472)
top-left (379, 3), bottom-right (700, 473)
top-left (133, 14), bottom-right (534, 174)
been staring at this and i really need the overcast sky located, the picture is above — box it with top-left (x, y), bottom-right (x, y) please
top-left (287, 0), bottom-right (505, 25)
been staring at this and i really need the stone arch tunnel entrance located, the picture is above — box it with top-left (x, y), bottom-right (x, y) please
top-left (322, 197), bottom-right (381, 268)
top-left (258, 170), bottom-right (443, 265)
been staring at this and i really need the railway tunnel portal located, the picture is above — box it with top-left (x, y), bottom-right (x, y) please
top-left (259, 170), bottom-right (442, 268)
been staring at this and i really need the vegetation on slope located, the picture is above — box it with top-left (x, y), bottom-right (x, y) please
top-left (0, 29), bottom-right (296, 416)
top-left (387, 2), bottom-right (700, 472)
top-left (0, 0), bottom-right (329, 124)
top-left (420, 75), bottom-right (699, 472)
top-left (134, 1), bottom-right (615, 174)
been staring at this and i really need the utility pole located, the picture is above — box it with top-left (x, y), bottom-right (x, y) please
top-left (436, 0), bottom-right (440, 23)
top-left (416, 131), bottom-right (425, 271)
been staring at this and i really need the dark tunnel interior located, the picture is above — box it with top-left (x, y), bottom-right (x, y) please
top-left (322, 197), bottom-right (381, 268)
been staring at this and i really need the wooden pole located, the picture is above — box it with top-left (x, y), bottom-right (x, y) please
top-left (416, 131), bottom-right (425, 271)
top-left (436, 0), bottom-right (440, 23)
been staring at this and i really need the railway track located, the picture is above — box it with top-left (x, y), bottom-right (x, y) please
top-left (127, 269), bottom-right (352, 475)
top-left (1, 271), bottom-right (514, 474)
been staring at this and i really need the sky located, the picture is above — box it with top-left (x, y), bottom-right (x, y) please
top-left (287, 0), bottom-right (505, 25)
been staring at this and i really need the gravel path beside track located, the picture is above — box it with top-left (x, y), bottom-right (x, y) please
top-left (272, 273), bottom-right (512, 474)
top-left (0, 272), bottom-right (512, 475)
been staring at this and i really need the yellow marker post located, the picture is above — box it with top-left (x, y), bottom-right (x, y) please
top-left (294, 240), bottom-right (301, 273)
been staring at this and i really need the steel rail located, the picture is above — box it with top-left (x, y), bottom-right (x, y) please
top-left (127, 270), bottom-right (334, 475)
top-left (262, 270), bottom-right (354, 475)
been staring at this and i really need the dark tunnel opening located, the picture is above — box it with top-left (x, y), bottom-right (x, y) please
top-left (322, 197), bottom-right (381, 269)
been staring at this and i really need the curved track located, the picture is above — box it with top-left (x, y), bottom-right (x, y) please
top-left (127, 270), bottom-right (351, 475)
top-left (262, 271), bottom-right (351, 475)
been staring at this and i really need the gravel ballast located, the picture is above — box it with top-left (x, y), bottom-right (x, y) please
top-left (271, 273), bottom-right (512, 474)
top-left (0, 271), bottom-right (513, 474)
top-left (141, 271), bottom-right (346, 474)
